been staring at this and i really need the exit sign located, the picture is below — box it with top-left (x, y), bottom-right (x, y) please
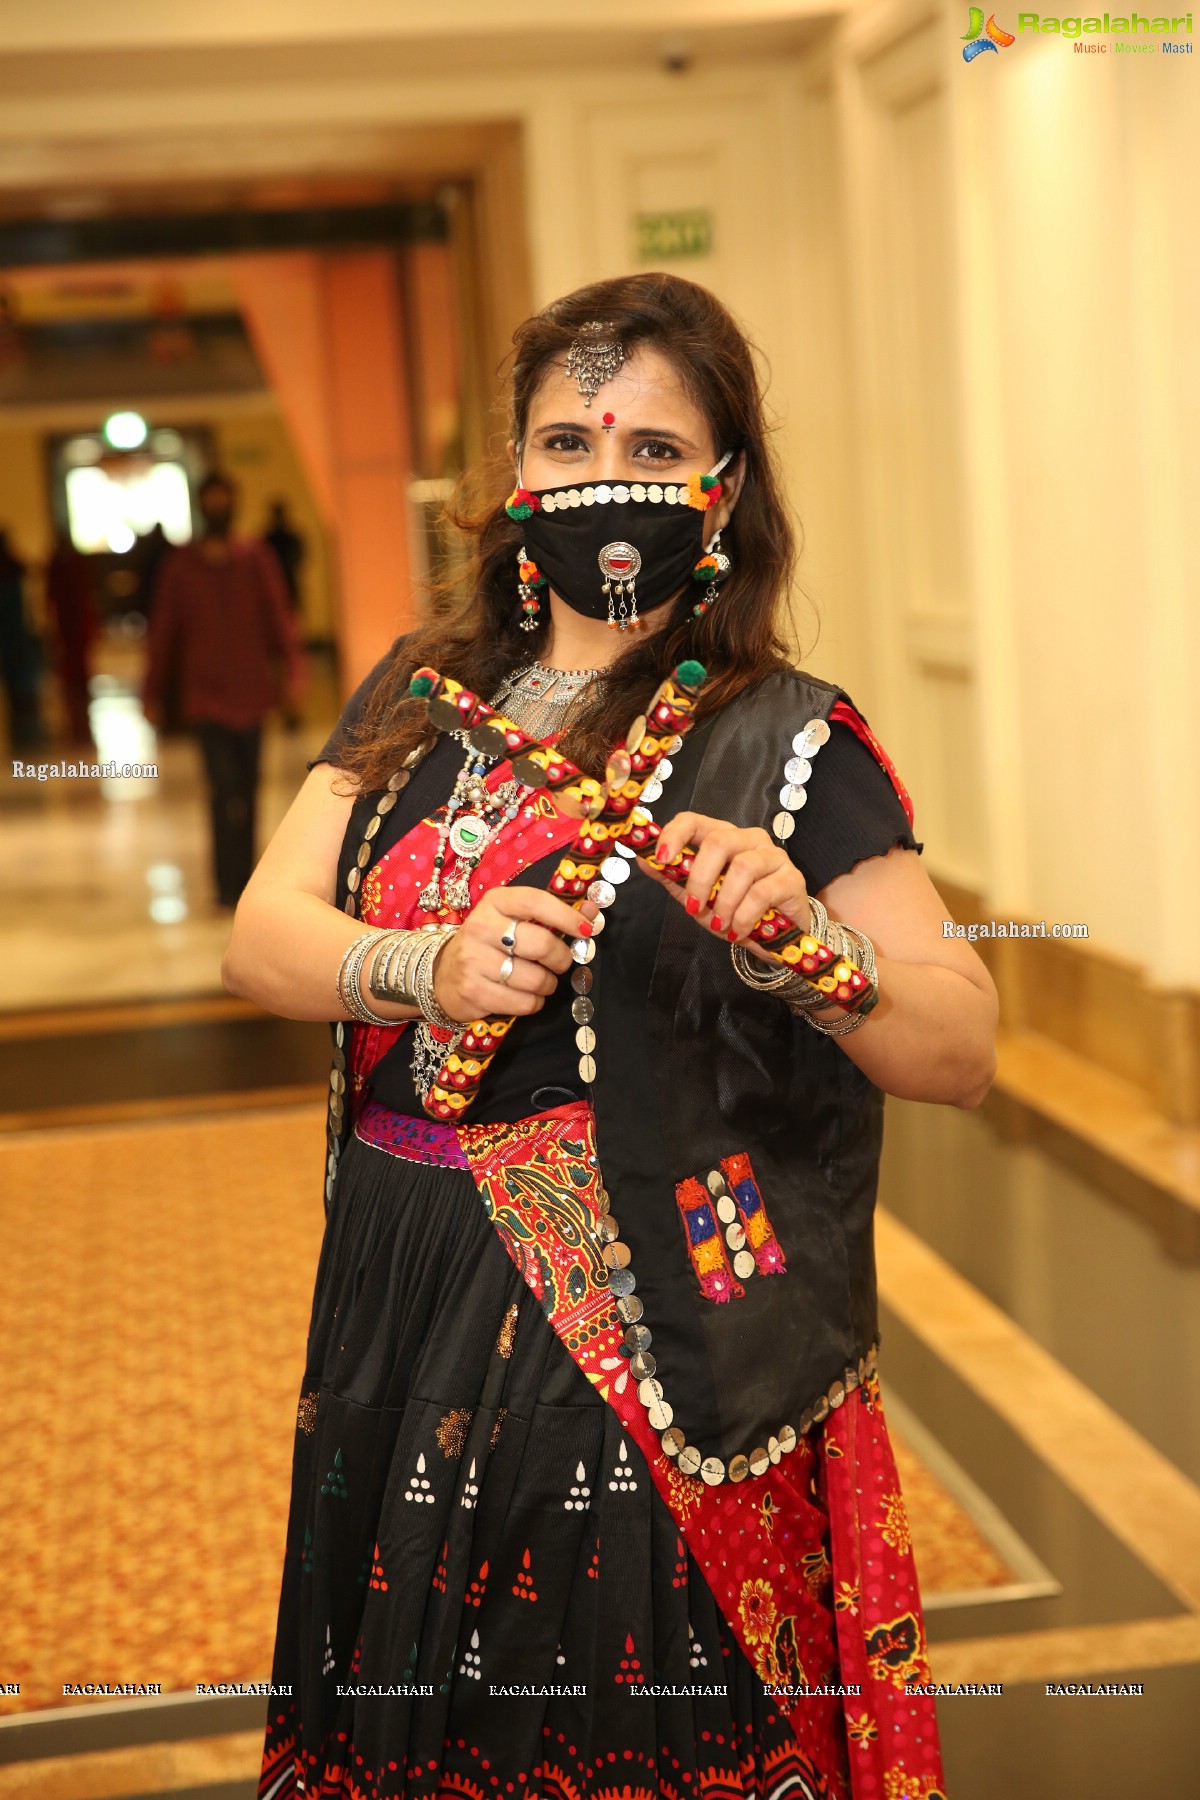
top-left (635, 209), bottom-right (713, 260)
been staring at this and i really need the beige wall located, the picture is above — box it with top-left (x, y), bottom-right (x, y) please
top-left (2, 0), bottom-right (1194, 988)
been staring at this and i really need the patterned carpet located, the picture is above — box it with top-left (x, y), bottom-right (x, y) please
top-left (0, 1103), bottom-right (1012, 1717)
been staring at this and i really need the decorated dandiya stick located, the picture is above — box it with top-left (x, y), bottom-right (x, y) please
top-left (628, 815), bottom-right (878, 1014)
top-left (407, 667), bottom-right (609, 820)
top-left (407, 660), bottom-right (710, 1120)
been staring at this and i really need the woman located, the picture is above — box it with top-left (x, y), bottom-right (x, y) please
top-left (227, 273), bottom-right (997, 1800)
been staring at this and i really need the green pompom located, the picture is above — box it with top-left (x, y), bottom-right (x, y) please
top-left (408, 673), bottom-right (434, 697)
top-left (675, 659), bottom-right (707, 688)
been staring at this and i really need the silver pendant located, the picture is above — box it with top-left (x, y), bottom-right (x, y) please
top-left (598, 540), bottom-right (642, 585)
top-left (449, 813), bottom-right (490, 858)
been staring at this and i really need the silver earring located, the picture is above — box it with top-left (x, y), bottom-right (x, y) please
top-left (691, 528), bottom-right (731, 618)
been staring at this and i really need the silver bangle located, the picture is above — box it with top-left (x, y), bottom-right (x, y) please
top-left (413, 927), bottom-right (461, 1031)
top-left (337, 930), bottom-right (397, 1026)
top-left (369, 928), bottom-right (424, 1006)
top-left (729, 893), bottom-right (879, 1031)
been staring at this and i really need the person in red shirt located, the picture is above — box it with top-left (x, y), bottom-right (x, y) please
top-left (142, 470), bottom-right (307, 909)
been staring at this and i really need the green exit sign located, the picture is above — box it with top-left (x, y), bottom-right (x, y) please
top-left (635, 209), bottom-right (713, 261)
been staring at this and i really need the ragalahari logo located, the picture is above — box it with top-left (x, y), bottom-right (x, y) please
top-left (962, 8), bottom-right (1017, 56)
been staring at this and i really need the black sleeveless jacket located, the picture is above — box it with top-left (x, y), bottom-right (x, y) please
top-left (582, 667), bottom-right (882, 1487)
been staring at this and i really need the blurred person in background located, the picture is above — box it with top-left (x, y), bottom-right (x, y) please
top-left (262, 497), bottom-right (307, 731)
top-left (0, 526), bottom-right (45, 754)
top-left (226, 274), bottom-right (997, 1799)
top-left (142, 471), bottom-right (307, 910)
top-left (262, 495), bottom-right (306, 614)
top-left (134, 519), bottom-right (172, 625)
top-left (44, 526), bottom-right (99, 751)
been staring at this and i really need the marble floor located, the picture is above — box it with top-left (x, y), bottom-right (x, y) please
top-left (1, 633), bottom-right (342, 1015)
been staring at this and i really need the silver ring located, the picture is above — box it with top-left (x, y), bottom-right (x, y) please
top-left (500, 922), bottom-right (518, 953)
top-left (499, 955), bottom-right (515, 984)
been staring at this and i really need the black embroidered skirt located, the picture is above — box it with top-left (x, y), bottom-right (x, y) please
top-left (256, 1117), bottom-right (832, 1800)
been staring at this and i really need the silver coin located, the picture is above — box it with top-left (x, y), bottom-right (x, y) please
top-left (666, 735), bottom-right (683, 755)
top-left (725, 1223), bottom-right (747, 1252)
top-left (646, 1398), bottom-right (674, 1431)
top-left (570, 967), bottom-right (593, 995)
top-left (677, 1445), bottom-right (702, 1477)
top-left (700, 1457), bottom-right (725, 1486)
top-left (587, 911), bottom-right (606, 935)
top-left (728, 1454), bottom-right (749, 1483)
top-left (768, 1434), bottom-right (781, 1463)
top-left (613, 842), bottom-right (636, 859)
top-left (602, 1238), bottom-right (630, 1269)
top-left (607, 1267), bottom-right (636, 1297)
top-left (625, 713), bottom-right (647, 755)
top-left (578, 1053), bottom-right (598, 1084)
top-left (571, 996), bottom-right (594, 1023)
top-left (599, 856), bottom-right (630, 883)
top-left (784, 756), bottom-right (812, 786)
top-left (587, 879), bottom-right (616, 907)
top-left (777, 1425), bottom-right (798, 1455)
top-left (637, 1376), bottom-right (663, 1405)
top-left (793, 719), bottom-right (830, 753)
top-left (595, 1186), bottom-right (611, 1214)
top-left (640, 777), bottom-right (663, 803)
top-left (629, 1351), bottom-right (656, 1380)
top-left (779, 783), bottom-right (809, 812)
top-left (624, 1324), bottom-right (652, 1354)
top-left (661, 1427), bottom-right (686, 1457)
top-left (617, 1294), bottom-right (643, 1324)
top-left (705, 1172), bottom-right (729, 1197)
top-left (575, 1025), bottom-right (597, 1054)
top-left (772, 811), bottom-right (796, 841)
top-left (748, 1446), bottom-right (770, 1476)
top-left (733, 1249), bottom-right (756, 1279)
top-left (594, 1215), bottom-right (620, 1244)
top-left (571, 936), bottom-right (596, 964)
top-left (715, 1196), bottom-right (738, 1224)
top-left (657, 758), bottom-right (673, 780)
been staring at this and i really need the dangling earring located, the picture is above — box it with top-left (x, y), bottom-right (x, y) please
top-left (691, 529), bottom-right (732, 617)
top-left (517, 548), bottom-right (545, 631)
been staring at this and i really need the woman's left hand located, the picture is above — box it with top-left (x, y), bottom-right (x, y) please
top-left (635, 811), bottom-right (809, 955)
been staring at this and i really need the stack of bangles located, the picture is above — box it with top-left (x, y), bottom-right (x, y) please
top-left (336, 923), bottom-right (461, 1030)
top-left (729, 896), bottom-right (878, 1036)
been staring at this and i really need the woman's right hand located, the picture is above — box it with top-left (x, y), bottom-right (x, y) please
top-left (432, 884), bottom-right (601, 1022)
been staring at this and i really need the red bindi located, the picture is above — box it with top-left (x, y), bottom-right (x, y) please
top-left (601, 411), bottom-right (616, 429)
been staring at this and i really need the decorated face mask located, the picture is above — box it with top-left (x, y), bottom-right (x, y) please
top-left (507, 447), bottom-right (735, 633)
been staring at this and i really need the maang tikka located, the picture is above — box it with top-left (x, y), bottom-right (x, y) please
top-left (565, 320), bottom-right (625, 405)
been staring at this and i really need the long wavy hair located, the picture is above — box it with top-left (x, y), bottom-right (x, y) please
top-left (332, 271), bottom-right (805, 797)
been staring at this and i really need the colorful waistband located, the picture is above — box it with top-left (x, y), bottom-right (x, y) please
top-left (354, 1094), bottom-right (592, 1168)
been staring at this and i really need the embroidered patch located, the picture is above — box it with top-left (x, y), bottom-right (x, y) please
top-left (674, 1174), bottom-right (746, 1304)
top-left (719, 1151), bottom-right (788, 1276)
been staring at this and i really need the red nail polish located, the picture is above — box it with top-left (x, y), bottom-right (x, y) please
top-left (576, 918), bottom-right (593, 936)
top-left (710, 915), bottom-right (723, 932)
top-left (727, 928), bottom-right (738, 941)
top-left (685, 895), bottom-right (700, 916)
